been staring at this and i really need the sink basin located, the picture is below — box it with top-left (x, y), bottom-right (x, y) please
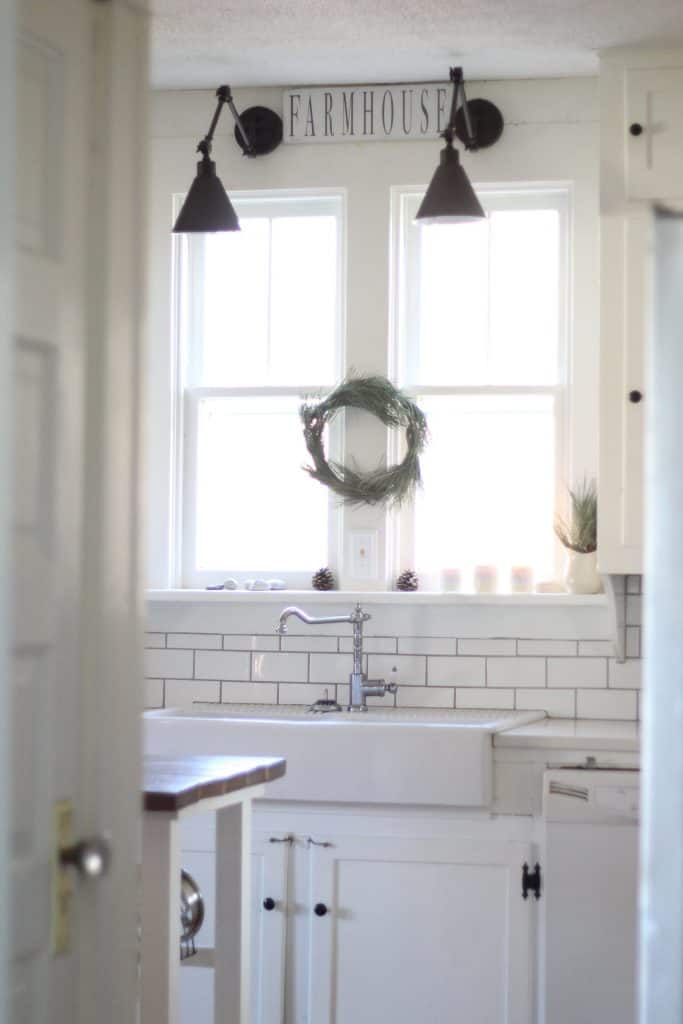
top-left (144, 704), bottom-right (544, 808)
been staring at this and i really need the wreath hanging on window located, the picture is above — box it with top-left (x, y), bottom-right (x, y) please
top-left (300, 375), bottom-right (428, 506)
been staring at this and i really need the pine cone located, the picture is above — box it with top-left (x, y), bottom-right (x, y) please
top-left (396, 570), bottom-right (418, 592)
top-left (312, 567), bottom-right (336, 591)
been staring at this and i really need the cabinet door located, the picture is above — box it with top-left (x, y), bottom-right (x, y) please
top-left (307, 834), bottom-right (535, 1024)
top-left (626, 67), bottom-right (683, 199)
top-left (251, 831), bottom-right (291, 1024)
top-left (598, 205), bottom-right (650, 574)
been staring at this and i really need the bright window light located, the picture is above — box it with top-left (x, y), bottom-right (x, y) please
top-left (194, 397), bottom-right (329, 572)
top-left (179, 193), bottom-right (343, 585)
top-left (397, 187), bottom-right (567, 589)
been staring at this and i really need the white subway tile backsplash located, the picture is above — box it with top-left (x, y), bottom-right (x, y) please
top-left (427, 657), bottom-right (485, 687)
top-left (398, 637), bottom-right (456, 656)
top-left (144, 679), bottom-right (164, 708)
top-left (576, 689), bottom-right (637, 721)
top-left (516, 688), bottom-right (576, 718)
top-left (167, 633), bottom-right (222, 649)
top-left (220, 681), bottom-right (278, 704)
top-left (194, 650), bottom-right (251, 681)
top-left (310, 653), bottom-right (362, 683)
top-left (223, 635), bottom-right (280, 652)
top-left (458, 639), bottom-right (516, 656)
top-left (487, 658), bottom-right (545, 687)
top-left (396, 686), bottom-right (455, 709)
top-left (368, 655), bottom-right (426, 685)
top-left (165, 679), bottom-right (220, 708)
top-left (456, 688), bottom-right (515, 710)
top-left (547, 657), bottom-right (606, 688)
top-left (608, 659), bottom-right (642, 689)
top-left (577, 640), bottom-right (614, 657)
top-left (252, 652), bottom-right (308, 683)
top-left (145, 587), bottom-right (643, 722)
top-left (625, 627), bottom-right (641, 659)
top-left (517, 640), bottom-right (577, 656)
top-left (278, 683), bottom-right (330, 705)
top-left (340, 636), bottom-right (397, 654)
top-left (144, 648), bottom-right (193, 680)
top-left (144, 632), bottom-right (166, 649)
top-left (281, 635), bottom-right (338, 652)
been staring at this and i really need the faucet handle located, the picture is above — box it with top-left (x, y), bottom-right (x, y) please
top-left (385, 680), bottom-right (398, 694)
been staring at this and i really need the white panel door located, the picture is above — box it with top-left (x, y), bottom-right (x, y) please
top-left (307, 834), bottom-right (535, 1024)
top-left (626, 67), bottom-right (683, 200)
top-left (10, 1), bottom-right (147, 1022)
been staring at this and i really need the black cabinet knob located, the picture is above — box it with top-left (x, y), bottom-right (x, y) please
top-left (263, 897), bottom-right (276, 911)
top-left (629, 123), bottom-right (644, 137)
top-left (629, 389), bottom-right (643, 404)
top-left (314, 902), bottom-right (328, 917)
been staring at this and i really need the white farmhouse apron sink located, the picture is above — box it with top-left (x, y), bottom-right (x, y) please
top-left (144, 706), bottom-right (543, 808)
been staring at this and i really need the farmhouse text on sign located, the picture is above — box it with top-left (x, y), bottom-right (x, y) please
top-left (283, 84), bottom-right (452, 143)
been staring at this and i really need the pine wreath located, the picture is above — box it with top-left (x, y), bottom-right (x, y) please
top-left (301, 375), bottom-right (428, 506)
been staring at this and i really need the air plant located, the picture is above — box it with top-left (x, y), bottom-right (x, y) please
top-left (554, 479), bottom-right (597, 554)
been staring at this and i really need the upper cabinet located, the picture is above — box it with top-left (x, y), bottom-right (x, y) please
top-left (626, 67), bottom-right (683, 199)
top-left (598, 50), bottom-right (683, 575)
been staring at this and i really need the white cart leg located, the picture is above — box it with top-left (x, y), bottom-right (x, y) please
top-left (142, 812), bottom-right (180, 1024)
top-left (214, 799), bottom-right (253, 1024)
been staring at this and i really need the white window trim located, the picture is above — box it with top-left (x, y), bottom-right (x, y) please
top-left (174, 189), bottom-right (347, 588)
top-left (388, 183), bottom-right (572, 587)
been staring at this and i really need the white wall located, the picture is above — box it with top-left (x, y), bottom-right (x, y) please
top-left (146, 77), bottom-right (599, 589)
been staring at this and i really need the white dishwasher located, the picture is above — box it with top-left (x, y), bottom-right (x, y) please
top-left (543, 768), bottom-right (639, 1024)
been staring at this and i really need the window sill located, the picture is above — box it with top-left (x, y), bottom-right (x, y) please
top-left (146, 588), bottom-right (607, 607)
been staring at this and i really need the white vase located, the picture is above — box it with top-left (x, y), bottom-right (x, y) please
top-left (565, 550), bottom-right (601, 594)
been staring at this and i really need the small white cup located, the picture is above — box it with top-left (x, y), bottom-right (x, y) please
top-left (440, 568), bottom-right (462, 593)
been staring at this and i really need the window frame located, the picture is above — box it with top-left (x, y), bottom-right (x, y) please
top-left (174, 189), bottom-right (347, 588)
top-left (388, 184), bottom-right (572, 588)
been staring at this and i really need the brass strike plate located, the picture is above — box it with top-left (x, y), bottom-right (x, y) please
top-left (51, 799), bottom-right (74, 955)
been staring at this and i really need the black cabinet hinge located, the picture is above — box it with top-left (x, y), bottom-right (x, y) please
top-left (522, 862), bottom-right (542, 900)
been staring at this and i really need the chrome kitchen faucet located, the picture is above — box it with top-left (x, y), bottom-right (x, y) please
top-left (276, 603), bottom-right (397, 712)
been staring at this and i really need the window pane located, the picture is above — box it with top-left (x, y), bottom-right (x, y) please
top-left (198, 206), bottom-right (339, 387)
top-left (488, 209), bottom-right (560, 385)
top-left (194, 396), bottom-right (328, 572)
top-left (202, 220), bottom-right (271, 386)
top-left (406, 200), bottom-right (561, 387)
top-left (415, 395), bottom-right (557, 587)
top-left (269, 216), bottom-right (338, 385)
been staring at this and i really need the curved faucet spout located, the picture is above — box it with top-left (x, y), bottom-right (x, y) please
top-left (276, 605), bottom-right (363, 636)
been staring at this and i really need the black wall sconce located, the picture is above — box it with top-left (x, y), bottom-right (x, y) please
top-left (416, 67), bottom-right (504, 225)
top-left (173, 86), bottom-right (283, 234)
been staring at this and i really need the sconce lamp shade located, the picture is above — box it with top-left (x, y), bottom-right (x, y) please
top-left (415, 143), bottom-right (485, 224)
top-left (172, 155), bottom-right (240, 233)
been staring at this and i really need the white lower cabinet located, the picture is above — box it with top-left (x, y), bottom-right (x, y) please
top-left (178, 806), bottom-right (538, 1024)
top-left (250, 809), bottom-right (537, 1024)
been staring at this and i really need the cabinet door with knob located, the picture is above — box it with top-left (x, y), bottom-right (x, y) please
top-left (306, 832), bottom-right (536, 1024)
top-left (626, 67), bottom-right (683, 199)
top-left (251, 830), bottom-right (292, 1024)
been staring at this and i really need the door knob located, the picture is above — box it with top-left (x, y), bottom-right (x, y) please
top-left (628, 389), bottom-right (643, 404)
top-left (263, 897), bottom-right (276, 911)
top-left (314, 902), bottom-right (328, 917)
top-left (60, 837), bottom-right (111, 879)
top-left (629, 123), bottom-right (643, 136)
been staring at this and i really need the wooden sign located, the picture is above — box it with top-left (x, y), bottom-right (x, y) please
top-left (282, 83), bottom-right (451, 144)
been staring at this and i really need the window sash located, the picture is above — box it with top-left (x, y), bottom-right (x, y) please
top-left (175, 190), bottom-right (345, 584)
top-left (181, 387), bottom-right (344, 587)
top-left (390, 184), bottom-right (570, 587)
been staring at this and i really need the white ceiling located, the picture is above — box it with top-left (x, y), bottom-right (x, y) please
top-left (150, 0), bottom-right (683, 89)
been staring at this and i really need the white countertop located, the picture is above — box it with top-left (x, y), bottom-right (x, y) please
top-left (494, 718), bottom-right (640, 752)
